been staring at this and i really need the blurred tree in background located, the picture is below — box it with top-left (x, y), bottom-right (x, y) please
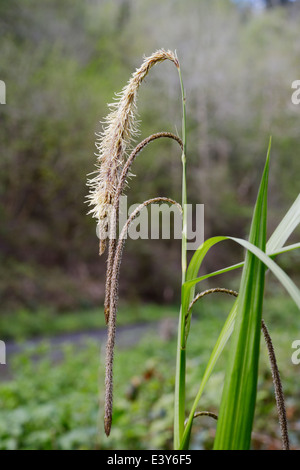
top-left (0, 0), bottom-right (299, 314)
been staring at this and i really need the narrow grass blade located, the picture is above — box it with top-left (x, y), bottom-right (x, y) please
top-left (183, 237), bottom-right (300, 343)
top-left (180, 298), bottom-right (238, 449)
top-left (184, 242), bottom-right (300, 294)
top-left (181, 152), bottom-right (300, 449)
top-left (267, 193), bottom-right (300, 253)
top-left (180, 240), bottom-right (300, 449)
top-left (213, 145), bottom-right (270, 450)
top-left (183, 236), bottom-right (227, 340)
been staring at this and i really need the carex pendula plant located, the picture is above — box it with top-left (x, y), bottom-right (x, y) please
top-left (87, 50), bottom-right (300, 450)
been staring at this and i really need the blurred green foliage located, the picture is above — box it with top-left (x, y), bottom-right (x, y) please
top-left (0, 0), bottom-right (299, 452)
top-left (0, 296), bottom-right (299, 450)
top-left (0, 0), bottom-right (299, 313)
top-left (0, 303), bottom-right (178, 341)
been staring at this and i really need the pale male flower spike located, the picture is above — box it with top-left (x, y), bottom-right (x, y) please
top-left (86, 49), bottom-right (179, 255)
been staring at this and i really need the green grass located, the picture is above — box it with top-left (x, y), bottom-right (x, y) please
top-left (178, 150), bottom-right (300, 449)
top-left (0, 296), bottom-right (299, 450)
top-left (214, 149), bottom-right (269, 449)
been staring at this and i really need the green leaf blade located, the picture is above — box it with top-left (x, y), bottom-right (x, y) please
top-left (213, 145), bottom-right (270, 450)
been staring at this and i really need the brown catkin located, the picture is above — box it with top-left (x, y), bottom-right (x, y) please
top-left (187, 289), bottom-right (290, 450)
top-left (104, 132), bottom-right (183, 323)
top-left (104, 197), bottom-right (182, 436)
top-left (87, 50), bottom-right (179, 255)
top-left (261, 320), bottom-right (290, 450)
top-left (184, 411), bottom-right (218, 426)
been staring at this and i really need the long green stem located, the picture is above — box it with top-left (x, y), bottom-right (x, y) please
top-left (174, 65), bottom-right (187, 449)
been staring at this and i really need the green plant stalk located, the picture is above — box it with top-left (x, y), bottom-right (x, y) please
top-left (174, 65), bottom-right (187, 449)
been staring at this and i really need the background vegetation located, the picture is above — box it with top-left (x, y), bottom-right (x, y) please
top-left (1, 297), bottom-right (300, 450)
top-left (1, 0), bottom-right (299, 313)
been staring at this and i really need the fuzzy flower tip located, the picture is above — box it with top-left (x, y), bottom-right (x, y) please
top-left (86, 49), bottom-right (179, 255)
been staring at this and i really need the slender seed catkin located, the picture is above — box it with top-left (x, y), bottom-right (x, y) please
top-left (87, 50), bottom-right (179, 255)
top-left (104, 198), bottom-right (182, 436)
top-left (104, 132), bottom-right (183, 323)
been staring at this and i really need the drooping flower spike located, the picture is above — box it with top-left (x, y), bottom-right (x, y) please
top-left (87, 49), bottom-right (179, 255)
